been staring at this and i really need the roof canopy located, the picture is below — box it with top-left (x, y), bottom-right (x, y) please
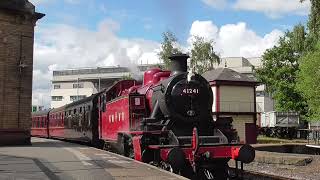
top-left (202, 68), bottom-right (258, 86)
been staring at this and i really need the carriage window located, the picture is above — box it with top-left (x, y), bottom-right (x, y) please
top-left (80, 107), bottom-right (82, 113)
top-left (39, 118), bottom-right (41, 128)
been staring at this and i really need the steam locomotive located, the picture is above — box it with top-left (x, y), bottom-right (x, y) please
top-left (31, 54), bottom-right (255, 179)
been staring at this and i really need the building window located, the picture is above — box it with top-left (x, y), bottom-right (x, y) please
top-left (256, 91), bottom-right (265, 97)
top-left (70, 95), bottom-right (86, 102)
top-left (52, 96), bottom-right (63, 101)
top-left (54, 84), bottom-right (61, 89)
top-left (73, 83), bottom-right (84, 88)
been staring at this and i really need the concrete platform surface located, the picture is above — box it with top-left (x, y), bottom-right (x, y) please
top-left (0, 137), bottom-right (187, 180)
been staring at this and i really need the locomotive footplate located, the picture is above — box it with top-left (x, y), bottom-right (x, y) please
top-left (141, 128), bottom-right (255, 179)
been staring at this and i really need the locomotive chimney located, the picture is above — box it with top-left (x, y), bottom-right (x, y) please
top-left (169, 54), bottom-right (189, 75)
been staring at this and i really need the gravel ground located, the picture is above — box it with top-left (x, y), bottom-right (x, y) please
top-left (230, 155), bottom-right (320, 180)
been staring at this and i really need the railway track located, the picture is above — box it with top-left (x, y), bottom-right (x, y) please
top-left (229, 168), bottom-right (293, 180)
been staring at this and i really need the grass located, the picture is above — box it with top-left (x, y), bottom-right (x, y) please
top-left (257, 136), bottom-right (308, 144)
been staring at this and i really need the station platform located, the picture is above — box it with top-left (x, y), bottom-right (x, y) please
top-left (0, 137), bottom-right (187, 180)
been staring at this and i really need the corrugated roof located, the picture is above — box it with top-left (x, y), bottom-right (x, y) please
top-left (202, 68), bottom-right (257, 83)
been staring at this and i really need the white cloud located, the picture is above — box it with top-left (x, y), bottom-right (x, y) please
top-left (32, 19), bottom-right (160, 107)
top-left (188, 20), bottom-right (284, 57)
top-left (201, 0), bottom-right (228, 9)
top-left (188, 20), bottom-right (219, 43)
top-left (233, 0), bottom-right (311, 18)
top-left (33, 19), bottom-right (284, 108)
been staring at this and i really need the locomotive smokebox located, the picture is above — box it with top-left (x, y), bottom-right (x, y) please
top-left (169, 54), bottom-right (189, 75)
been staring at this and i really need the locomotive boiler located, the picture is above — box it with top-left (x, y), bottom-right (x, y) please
top-left (31, 54), bottom-right (255, 180)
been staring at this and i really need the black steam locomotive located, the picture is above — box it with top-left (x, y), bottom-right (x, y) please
top-left (32, 54), bottom-right (255, 180)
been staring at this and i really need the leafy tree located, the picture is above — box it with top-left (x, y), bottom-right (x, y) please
top-left (255, 31), bottom-right (307, 115)
top-left (158, 31), bottom-right (182, 70)
top-left (292, 24), bottom-right (306, 53)
top-left (300, 0), bottom-right (320, 50)
top-left (297, 43), bottom-right (320, 121)
top-left (121, 74), bottom-right (133, 80)
top-left (190, 36), bottom-right (220, 75)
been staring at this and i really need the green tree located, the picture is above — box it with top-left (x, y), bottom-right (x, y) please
top-left (158, 31), bottom-right (182, 70)
top-left (292, 24), bottom-right (306, 53)
top-left (300, 0), bottom-right (320, 50)
top-left (190, 36), bottom-right (220, 75)
top-left (297, 43), bottom-right (320, 121)
top-left (255, 31), bottom-right (307, 114)
top-left (121, 74), bottom-right (133, 80)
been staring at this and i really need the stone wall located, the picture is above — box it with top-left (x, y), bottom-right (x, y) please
top-left (0, 8), bottom-right (41, 145)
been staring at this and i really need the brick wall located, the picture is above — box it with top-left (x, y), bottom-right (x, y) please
top-left (230, 115), bottom-right (254, 143)
top-left (0, 10), bottom-right (37, 144)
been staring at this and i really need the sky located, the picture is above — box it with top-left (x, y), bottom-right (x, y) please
top-left (29, 0), bottom-right (310, 107)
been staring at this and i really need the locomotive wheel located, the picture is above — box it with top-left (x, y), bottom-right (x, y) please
top-left (117, 135), bottom-right (126, 155)
top-left (124, 137), bottom-right (134, 159)
top-left (118, 135), bottom-right (134, 159)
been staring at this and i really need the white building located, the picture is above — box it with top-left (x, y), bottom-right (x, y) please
top-left (216, 57), bottom-right (275, 114)
top-left (51, 65), bottom-right (156, 108)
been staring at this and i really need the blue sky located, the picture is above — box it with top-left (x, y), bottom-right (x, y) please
top-left (29, 0), bottom-right (311, 107)
top-left (33, 0), bottom-right (308, 43)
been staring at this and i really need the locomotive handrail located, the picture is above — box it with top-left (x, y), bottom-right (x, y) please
top-left (178, 135), bottom-right (221, 139)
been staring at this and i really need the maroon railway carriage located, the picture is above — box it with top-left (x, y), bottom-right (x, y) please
top-left (31, 95), bottom-right (100, 144)
top-left (48, 106), bottom-right (65, 139)
top-left (31, 110), bottom-right (50, 138)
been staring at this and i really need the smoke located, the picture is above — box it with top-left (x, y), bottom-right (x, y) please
top-left (116, 48), bottom-right (143, 81)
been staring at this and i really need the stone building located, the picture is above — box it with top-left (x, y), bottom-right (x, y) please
top-left (203, 68), bottom-right (259, 144)
top-left (0, 0), bottom-right (44, 145)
